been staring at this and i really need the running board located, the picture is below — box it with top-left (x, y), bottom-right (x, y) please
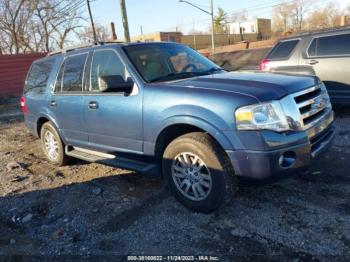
top-left (65, 146), bottom-right (160, 175)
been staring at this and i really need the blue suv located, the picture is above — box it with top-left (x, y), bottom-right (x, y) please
top-left (21, 42), bottom-right (335, 212)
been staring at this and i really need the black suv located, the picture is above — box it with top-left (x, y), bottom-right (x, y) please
top-left (260, 27), bottom-right (350, 105)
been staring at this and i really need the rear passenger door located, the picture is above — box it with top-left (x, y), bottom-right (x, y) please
top-left (83, 49), bottom-right (143, 153)
top-left (51, 52), bottom-right (89, 146)
top-left (302, 33), bottom-right (350, 103)
top-left (24, 58), bottom-right (56, 127)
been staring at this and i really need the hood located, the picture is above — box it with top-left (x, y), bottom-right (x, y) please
top-left (167, 71), bottom-right (319, 101)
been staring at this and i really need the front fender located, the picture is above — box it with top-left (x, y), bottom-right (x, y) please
top-left (154, 115), bottom-right (235, 151)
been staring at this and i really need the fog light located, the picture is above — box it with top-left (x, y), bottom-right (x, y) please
top-left (279, 151), bottom-right (296, 168)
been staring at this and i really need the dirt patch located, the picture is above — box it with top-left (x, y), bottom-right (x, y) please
top-left (1, 102), bottom-right (350, 259)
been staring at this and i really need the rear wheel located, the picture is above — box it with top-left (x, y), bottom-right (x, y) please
top-left (162, 132), bottom-right (238, 213)
top-left (40, 122), bottom-right (69, 166)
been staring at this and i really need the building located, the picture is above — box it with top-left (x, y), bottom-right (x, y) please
top-left (131, 32), bottom-right (182, 43)
top-left (130, 19), bottom-right (271, 50)
top-left (228, 18), bottom-right (271, 40)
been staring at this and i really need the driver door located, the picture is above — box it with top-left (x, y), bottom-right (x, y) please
top-left (83, 49), bottom-right (143, 154)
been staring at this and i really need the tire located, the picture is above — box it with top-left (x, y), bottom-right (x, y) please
top-left (40, 121), bottom-right (69, 166)
top-left (162, 132), bottom-right (238, 213)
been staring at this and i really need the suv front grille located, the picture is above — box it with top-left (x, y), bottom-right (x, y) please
top-left (292, 85), bottom-right (331, 130)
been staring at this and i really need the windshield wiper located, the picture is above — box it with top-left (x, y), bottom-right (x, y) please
top-left (149, 71), bottom-right (206, 83)
top-left (201, 67), bottom-right (224, 74)
top-left (149, 67), bottom-right (224, 83)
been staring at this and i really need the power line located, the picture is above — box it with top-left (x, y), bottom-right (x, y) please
top-left (55, 0), bottom-right (82, 14)
top-left (228, 0), bottom-right (285, 14)
top-left (159, 0), bottom-right (297, 32)
top-left (53, 0), bottom-right (86, 17)
top-left (227, 0), bottom-right (297, 16)
top-left (62, 0), bottom-right (86, 15)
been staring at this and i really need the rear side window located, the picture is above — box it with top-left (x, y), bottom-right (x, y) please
top-left (24, 59), bottom-right (55, 94)
top-left (55, 53), bottom-right (88, 92)
top-left (267, 40), bottom-right (299, 60)
top-left (308, 33), bottom-right (350, 57)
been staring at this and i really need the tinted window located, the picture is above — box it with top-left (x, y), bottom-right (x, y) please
top-left (54, 61), bottom-right (64, 92)
top-left (24, 59), bottom-right (55, 94)
top-left (307, 39), bottom-right (316, 57)
top-left (55, 53), bottom-right (87, 92)
top-left (90, 50), bottom-right (126, 91)
top-left (316, 33), bottom-right (350, 56)
top-left (267, 40), bottom-right (299, 60)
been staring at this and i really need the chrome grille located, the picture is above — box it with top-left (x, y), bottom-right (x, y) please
top-left (291, 84), bottom-right (332, 130)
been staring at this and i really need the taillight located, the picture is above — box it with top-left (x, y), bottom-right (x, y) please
top-left (20, 96), bottom-right (28, 114)
top-left (259, 59), bottom-right (270, 71)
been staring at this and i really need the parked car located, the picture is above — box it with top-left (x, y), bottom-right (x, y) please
top-left (21, 42), bottom-right (334, 212)
top-left (260, 27), bottom-right (350, 105)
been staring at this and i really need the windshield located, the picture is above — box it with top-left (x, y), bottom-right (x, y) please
top-left (123, 43), bottom-right (223, 83)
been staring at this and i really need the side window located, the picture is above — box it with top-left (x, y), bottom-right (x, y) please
top-left (24, 59), bottom-right (55, 94)
top-left (317, 34), bottom-right (350, 57)
top-left (267, 40), bottom-right (299, 60)
top-left (90, 50), bottom-right (126, 92)
top-left (307, 39), bottom-right (316, 57)
top-left (54, 60), bottom-right (64, 92)
top-left (55, 53), bottom-right (87, 92)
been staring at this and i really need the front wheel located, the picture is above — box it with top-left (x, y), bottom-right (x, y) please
top-left (162, 132), bottom-right (238, 213)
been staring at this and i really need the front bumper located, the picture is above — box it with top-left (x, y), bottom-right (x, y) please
top-left (227, 111), bottom-right (335, 180)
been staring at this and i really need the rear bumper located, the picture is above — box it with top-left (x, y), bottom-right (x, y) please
top-left (227, 113), bottom-right (335, 180)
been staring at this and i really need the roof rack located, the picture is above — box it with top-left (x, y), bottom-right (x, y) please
top-left (47, 41), bottom-right (124, 56)
top-left (284, 25), bottom-right (350, 39)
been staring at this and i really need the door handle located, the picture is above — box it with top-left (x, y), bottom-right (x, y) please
top-left (88, 101), bottom-right (99, 109)
top-left (307, 60), bottom-right (319, 65)
top-left (50, 100), bottom-right (57, 107)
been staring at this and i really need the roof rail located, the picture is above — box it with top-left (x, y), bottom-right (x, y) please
top-left (47, 41), bottom-right (123, 56)
top-left (284, 25), bottom-right (350, 39)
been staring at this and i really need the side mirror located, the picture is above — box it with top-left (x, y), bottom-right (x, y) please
top-left (98, 75), bottom-right (134, 93)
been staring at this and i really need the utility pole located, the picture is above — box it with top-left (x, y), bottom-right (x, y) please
top-left (140, 25), bottom-right (143, 41)
top-left (86, 0), bottom-right (98, 42)
top-left (192, 19), bottom-right (197, 49)
top-left (210, 0), bottom-right (214, 50)
top-left (179, 0), bottom-right (215, 50)
top-left (119, 0), bottom-right (130, 42)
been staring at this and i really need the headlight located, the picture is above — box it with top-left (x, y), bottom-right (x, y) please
top-left (235, 101), bottom-right (289, 131)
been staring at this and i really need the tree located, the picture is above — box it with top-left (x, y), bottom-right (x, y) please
top-left (30, 0), bottom-right (83, 52)
top-left (230, 10), bottom-right (248, 23)
top-left (0, 0), bottom-right (34, 54)
top-left (213, 8), bottom-right (228, 33)
top-left (0, 0), bottom-right (85, 54)
top-left (272, 1), bottom-right (293, 34)
top-left (289, 0), bottom-right (311, 31)
top-left (79, 23), bottom-right (110, 43)
top-left (306, 2), bottom-right (342, 30)
top-left (272, 0), bottom-right (312, 34)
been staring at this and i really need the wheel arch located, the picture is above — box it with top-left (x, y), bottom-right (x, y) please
top-left (35, 114), bottom-right (60, 138)
top-left (153, 117), bottom-right (234, 161)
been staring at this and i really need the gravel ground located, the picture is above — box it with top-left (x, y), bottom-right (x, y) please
top-left (1, 98), bottom-right (350, 260)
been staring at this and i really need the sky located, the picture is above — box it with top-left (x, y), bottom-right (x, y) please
top-left (85, 0), bottom-right (350, 39)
